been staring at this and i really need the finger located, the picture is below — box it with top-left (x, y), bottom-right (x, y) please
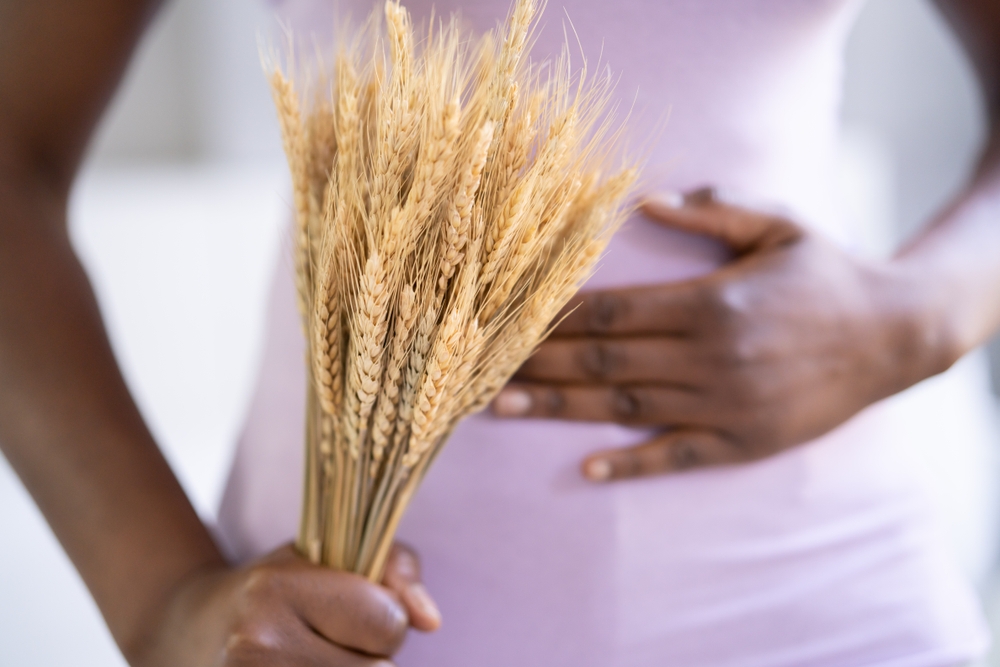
top-left (551, 282), bottom-right (705, 337)
top-left (640, 189), bottom-right (801, 254)
top-left (581, 428), bottom-right (744, 481)
top-left (272, 560), bottom-right (408, 657)
top-left (491, 382), bottom-right (701, 425)
top-left (381, 543), bottom-right (441, 632)
top-left (302, 641), bottom-right (396, 667)
top-left (516, 336), bottom-right (701, 385)
top-left (295, 626), bottom-right (398, 667)
top-left (226, 622), bottom-right (396, 667)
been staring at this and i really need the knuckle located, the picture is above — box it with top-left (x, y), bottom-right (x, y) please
top-left (242, 566), bottom-right (282, 601)
top-left (709, 320), bottom-right (764, 369)
top-left (617, 451), bottom-right (648, 478)
top-left (364, 600), bottom-right (408, 655)
top-left (685, 186), bottom-right (718, 206)
top-left (578, 340), bottom-right (624, 381)
top-left (718, 283), bottom-right (752, 316)
top-left (670, 439), bottom-right (702, 470)
top-left (391, 542), bottom-right (420, 575)
top-left (343, 585), bottom-right (408, 656)
top-left (609, 386), bottom-right (645, 421)
top-left (223, 624), bottom-right (283, 664)
top-left (631, 442), bottom-right (674, 477)
top-left (537, 387), bottom-right (567, 415)
top-left (585, 292), bottom-right (628, 333)
top-left (690, 290), bottom-right (729, 336)
top-left (725, 337), bottom-right (761, 367)
top-left (703, 283), bottom-right (746, 331)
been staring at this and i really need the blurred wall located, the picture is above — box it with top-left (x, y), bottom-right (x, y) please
top-left (88, 0), bottom-right (201, 161)
top-left (89, 0), bottom-right (282, 163)
top-left (840, 0), bottom-right (1000, 389)
top-left (842, 0), bottom-right (986, 239)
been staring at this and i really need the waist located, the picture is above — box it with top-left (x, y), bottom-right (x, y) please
top-left (396, 403), bottom-right (989, 665)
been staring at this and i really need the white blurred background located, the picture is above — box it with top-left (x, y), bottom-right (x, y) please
top-left (1, 0), bottom-right (1000, 664)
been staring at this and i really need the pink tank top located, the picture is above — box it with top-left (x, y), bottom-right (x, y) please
top-left (217, 1), bottom-right (990, 664)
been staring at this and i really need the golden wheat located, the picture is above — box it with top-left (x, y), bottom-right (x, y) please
top-left (268, 0), bottom-right (637, 581)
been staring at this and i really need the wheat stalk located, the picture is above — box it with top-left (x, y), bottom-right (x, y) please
top-left (268, 0), bottom-right (637, 581)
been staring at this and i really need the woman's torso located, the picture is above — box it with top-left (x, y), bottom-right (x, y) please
top-left (218, 2), bottom-right (993, 664)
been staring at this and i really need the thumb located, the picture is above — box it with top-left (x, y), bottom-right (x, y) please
top-left (640, 187), bottom-right (802, 255)
top-left (382, 542), bottom-right (441, 632)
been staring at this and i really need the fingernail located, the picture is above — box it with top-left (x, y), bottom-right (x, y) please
top-left (652, 191), bottom-right (685, 208)
top-left (492, 388), bottom-right (532, 417)
top-left (584, 458), bottom-right (612, 482)
top-left (406, 583), bottom-right (441, 628)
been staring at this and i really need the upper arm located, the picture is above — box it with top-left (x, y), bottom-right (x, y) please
top-left (0, 0), bottom-right (163, 193)
top-left (933, 0), bottom-right (1000, 121)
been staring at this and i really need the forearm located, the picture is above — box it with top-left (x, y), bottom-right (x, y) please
top-left (0, 168), bottom-right (225, 656)
top-left (0, 0), bottom-right (228, 656)
top-left (895, 0), bottom-right (1000, 364)
top-left (892, 122), bottom-right (1000, 365)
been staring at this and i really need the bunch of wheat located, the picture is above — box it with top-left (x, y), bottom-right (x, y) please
top-left (268, 0), bottom-right (636, 581)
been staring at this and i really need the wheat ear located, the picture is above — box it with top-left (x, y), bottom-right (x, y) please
top-left (344, 251), bottom-right (391, 457)
top-left (404, 295), bottom-right (468, 468)
top-left (273, 0), bottom-right (638, 576)
top-left (369, 284), bottom-right (418, 474)
top-left (269, 69), bottom-right (313, 318)
top-left (312, 249), bottom-right (343, 417)
top-left (368, 1), bottom-right (417, 227)
top-left (434, 120), bottom-right (494, 307)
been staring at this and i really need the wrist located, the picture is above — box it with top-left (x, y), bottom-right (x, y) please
top-left (872, 256), bottom-right (962, 393)
top-left (121, 559), bottom-right (232, 666)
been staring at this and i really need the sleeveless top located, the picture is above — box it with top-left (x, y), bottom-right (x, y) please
top-left (217, 1), bottom-right (993, 664)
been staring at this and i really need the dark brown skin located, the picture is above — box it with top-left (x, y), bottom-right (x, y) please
top-left (0, 0), bottom-right (437, 665)
top-left (493, 1), bottom-right (1000, 482)
top-left (130, 543), bottom-right (438, 666)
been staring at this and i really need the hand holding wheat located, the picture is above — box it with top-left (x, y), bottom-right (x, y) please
top-left (267, 0), bottom-right (636, 581)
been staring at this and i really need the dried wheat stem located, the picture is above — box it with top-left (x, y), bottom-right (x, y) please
top-left (298, 386), bottom-right (322, 562)
top-left (366, 450), bottom-right (430, 581)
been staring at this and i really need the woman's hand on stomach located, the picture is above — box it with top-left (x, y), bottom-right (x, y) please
top-left (491, 187), bottom-right (951, 481)
top-left (127, 543), bottom-right (440, 667)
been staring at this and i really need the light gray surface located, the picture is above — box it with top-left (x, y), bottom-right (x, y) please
top-left (90, 0), bottom-right (282, 163)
